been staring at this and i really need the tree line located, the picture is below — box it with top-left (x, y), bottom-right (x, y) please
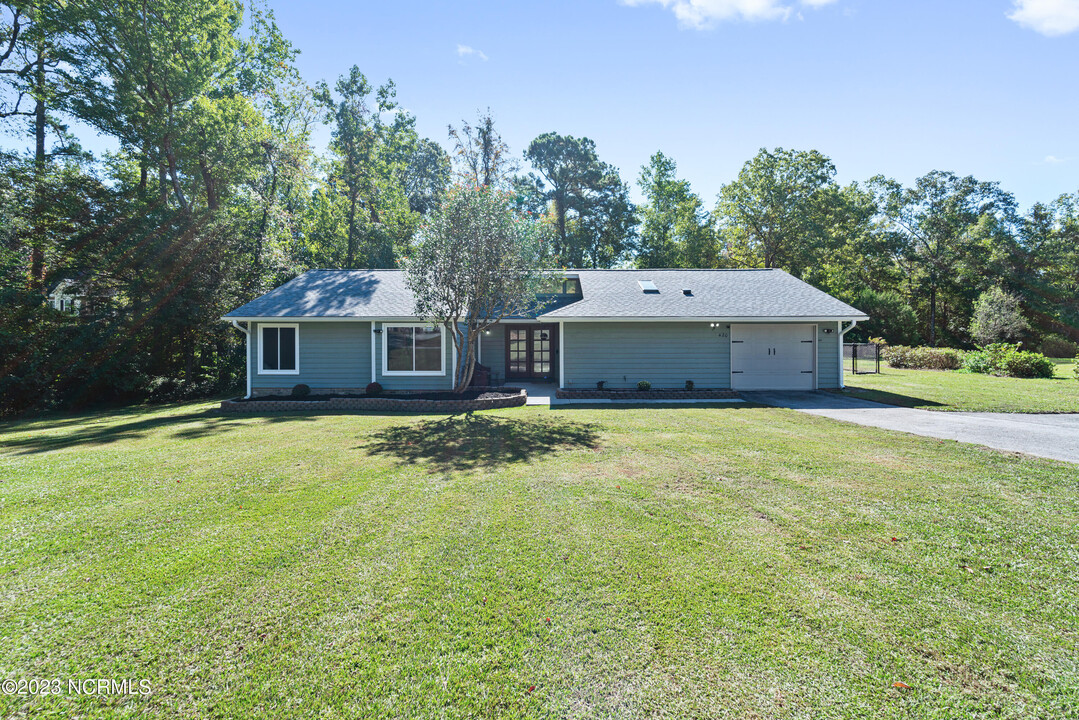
top-left (1, 0), bottom-right (1076, 414)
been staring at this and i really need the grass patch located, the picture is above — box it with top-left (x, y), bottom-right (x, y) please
top-left (1, 402), bottom-right (1077, 718)
top-left (843, 360), bottom-right (1079, 413)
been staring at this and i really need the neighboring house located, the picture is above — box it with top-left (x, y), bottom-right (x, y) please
top-left (223, 269), bottom-right (868, 398)
top-left (47, 279), bottom-right (82, 314)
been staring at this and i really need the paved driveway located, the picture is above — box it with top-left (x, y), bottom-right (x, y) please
top-left (742, 391), bottom-right (1079, 465)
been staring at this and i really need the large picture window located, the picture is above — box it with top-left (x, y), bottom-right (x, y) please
top-left (260, 324), bottom-right (298, 374)
top-left (383, 324), bottom-right (445, 375)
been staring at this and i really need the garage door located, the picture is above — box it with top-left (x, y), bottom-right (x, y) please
top-left (730, 324), bottom-right (815, 390)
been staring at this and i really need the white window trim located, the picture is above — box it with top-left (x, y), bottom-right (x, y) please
top-left (381, 322), bottom-right (446, 376)
top-left (258, 323), bottom-right (300, 375)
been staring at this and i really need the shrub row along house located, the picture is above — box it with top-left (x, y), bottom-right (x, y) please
top-left (223, 269), bottom-right (868, 396)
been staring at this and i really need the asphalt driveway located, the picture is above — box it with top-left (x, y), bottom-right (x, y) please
top-left (742, 391), bottom-right (1079, 465)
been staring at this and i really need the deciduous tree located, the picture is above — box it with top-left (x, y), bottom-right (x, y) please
top-left (404, 186), bottom-right (550, 391)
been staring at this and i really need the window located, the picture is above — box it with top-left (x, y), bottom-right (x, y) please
top-left (260, 324), bottom-right (298, 374)
top-left (383, 324), bottom-right (445, 375)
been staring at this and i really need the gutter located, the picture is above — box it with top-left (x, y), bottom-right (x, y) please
top-left (230, 320), bottom-right (252, 399)
top-left (838, 320), bottom-right (859, 389)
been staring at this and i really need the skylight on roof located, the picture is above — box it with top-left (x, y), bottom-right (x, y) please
top-left (638, 280), bottom-right (659, 293)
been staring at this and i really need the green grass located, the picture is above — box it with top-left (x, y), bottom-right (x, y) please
top-left (1, 402), bottom-right (1077, 718)
top-left (842, 359), bottom-right (1079, 413)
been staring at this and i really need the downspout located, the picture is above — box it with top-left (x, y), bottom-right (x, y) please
top-left (231, 320), bottom-right (252, 399)
top-left (838, 320), bottom-right (858, 389)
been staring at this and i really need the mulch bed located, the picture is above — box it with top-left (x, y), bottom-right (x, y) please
top-left (219, 388), bottom-right (527, 414)
top-left (555, 388), bottom-right (740, 400)
top-left (232, 390), bottom-right (518, 402)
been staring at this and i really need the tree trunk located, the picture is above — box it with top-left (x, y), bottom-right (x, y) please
top-left (346, 195), bottom-right (358, 268)
top-left (928, 284), bottom-right (937, 347)
top-left (29, 42), bottom-right (46, 290)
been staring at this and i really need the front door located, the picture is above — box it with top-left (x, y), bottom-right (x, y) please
top-left (505, 324), bottom-right (558, 381)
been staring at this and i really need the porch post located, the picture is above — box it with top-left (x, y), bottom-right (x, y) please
top-left (558, 321), bottom-right (565, 390)
top-left (370, 321), bottom-right (377, 384)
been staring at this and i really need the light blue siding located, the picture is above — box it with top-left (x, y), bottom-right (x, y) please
top-left (250, 321), bottom-right (371, 393)
top-left (816, 322), bottom-right (841, 389)
top-left (479, 324), bottom-right (506, 380)
top-left (372, 321), bottom-right (455, 390)
top-left (562, 322), bottom-right (731, 389)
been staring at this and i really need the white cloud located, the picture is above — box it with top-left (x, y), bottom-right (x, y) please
top-left (622, 0), bottom-right (839, 28)
top-left (1008, 0), bottom-right (1079, 36)
top-left (456, 44), bottom-right (488, 61)
top-left (1044, 155), bottom-right (1067, 164)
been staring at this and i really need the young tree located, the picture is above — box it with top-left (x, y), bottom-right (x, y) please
top-left (636, 151), bottom-right (715, 268)
top-left (970, 286), bottom-right (1028, 346)
top-left (404, 186), bottom-right (549, 392)
top-left (521, 132), bottom-right (636, 267)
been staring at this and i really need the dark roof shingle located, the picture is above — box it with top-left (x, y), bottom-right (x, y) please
top-left (223, 268), bottom-right (867, 321)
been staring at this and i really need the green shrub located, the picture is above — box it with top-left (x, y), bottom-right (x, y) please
top-left (963, 343), bottom-right (1054, 379)
top-left (637, 380), bottom-right (651, 391)
top-left (1040, 334), bottom-right (1079, 358)
top-left (684, 380), bottom-right (694, 391)
top-left (1002, 351), bottom-right (1055, 379)
top-left (962, 351), bottom-right (993, 374)
top-left (291, 383), bottom-right (311, 398)
top-left (596, 380), bottom-right (607, 390)
top-left (1074, 354), bottom-right (1079, 381)
top-left (882, 345), bottom-right (963, 370)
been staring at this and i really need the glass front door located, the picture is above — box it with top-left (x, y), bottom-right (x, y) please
top-left (505, 324), bottom-right (558, 381)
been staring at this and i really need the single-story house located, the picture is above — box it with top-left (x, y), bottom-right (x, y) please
top-left (222, 269), bottom-right (868, 397)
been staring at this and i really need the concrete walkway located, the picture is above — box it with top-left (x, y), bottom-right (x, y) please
top-left (742, 391), bottom-right (1079, 465)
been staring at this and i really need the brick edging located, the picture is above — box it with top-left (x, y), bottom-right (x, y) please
top-left (555, 388), bottom-right (740, 400)
top-left (220, 387), bottom-right (527, 414)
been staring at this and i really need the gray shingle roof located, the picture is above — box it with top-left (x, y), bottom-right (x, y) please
top-left (540, 269), bottom-right (867, 320)
top-left (223, 268), bottom-right (867, 321)
top-left (224, 270), bottom-right (416, 318)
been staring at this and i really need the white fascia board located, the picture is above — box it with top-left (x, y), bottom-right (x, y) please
top-left (545, 315), bottom-right (869, 323)
top-left (221, 317), bottom-right (414, 323)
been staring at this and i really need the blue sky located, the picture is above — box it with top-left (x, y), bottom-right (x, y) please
top-left (80, 1), bottom-right (1079, 209)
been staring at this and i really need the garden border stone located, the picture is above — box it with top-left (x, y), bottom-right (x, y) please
top-left (220, 387), bottom-right (526, 413)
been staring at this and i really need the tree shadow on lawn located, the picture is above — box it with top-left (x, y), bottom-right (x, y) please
top-left (362, 412), bottom-right (601, 472)
top-left (0, 411), bottom-right (313, 455)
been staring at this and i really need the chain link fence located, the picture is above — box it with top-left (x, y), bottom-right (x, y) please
top-left (844, 343), bottom-right (881, 374)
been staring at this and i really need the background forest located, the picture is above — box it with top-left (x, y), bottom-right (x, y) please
top-left (1, 1), bottom-right (1076, 414)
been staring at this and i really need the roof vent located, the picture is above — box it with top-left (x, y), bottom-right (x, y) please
top-left (638, 280), bottom-right (659, 293)
top-left (682, 288), bottom-right (692, 296)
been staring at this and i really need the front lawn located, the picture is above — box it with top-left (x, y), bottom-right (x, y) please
top-left (842, 359), bottom-right (1079, 413)
top-left (1, 402), bottom-right (1076, 718)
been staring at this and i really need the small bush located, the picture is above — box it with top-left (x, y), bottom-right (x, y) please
top-left (637, 380), bottom-right (651, 391)
top-left (961, 351), bottom-right (993, 375)
top-left (1001, 350), bottom-right (1054, 379)
top-left (882, 345), bottom-right (963, 370)
top-left (1040, 334), bottom-right (1079, 358)
top-left (365, 381), bottom-right (383, 396)
top-left (291, 383), bottom-right (311, 398)
top-left (963, 343), bottom-right (1054, 379)
top-left (1074, 353), bottom-right (1079, 381)
top-left (596, 380), bottom-right (606, 390)
top-left (684, 380), bottom-right (694, 391)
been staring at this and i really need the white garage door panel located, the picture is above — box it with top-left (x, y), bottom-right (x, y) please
top-left (731, 324), bottom-right (815, 390)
